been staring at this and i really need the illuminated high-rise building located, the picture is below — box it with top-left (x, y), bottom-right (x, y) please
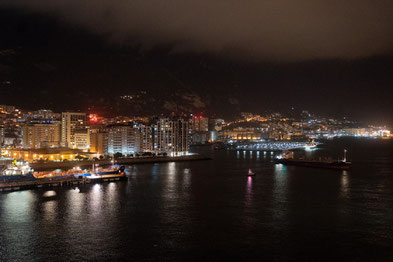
top-left (189, 116), bottom-right (209, 145)
top-left (107, 125), bottom-right (141, 155)
top-left (22, 123), bottom-right (61, 149)
top-left (141, 125), bottom-right (155, 152)
top-left (73, 128), bottom-right (90, 150)
top-left (154, 118), bottom-right (189, 155)
top-left (189, 116), bottom-right (209, 132)
top-left (61, 112), bottom-right (90, 149)
top-left (90, 128), bottom-right (108, 155)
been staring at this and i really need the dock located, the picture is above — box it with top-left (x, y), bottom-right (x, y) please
top-left (1, 154), bottom-right (210, 193)
top-left (0, 175), bottom-right (128, 193)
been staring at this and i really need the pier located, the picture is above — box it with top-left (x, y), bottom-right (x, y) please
top-left (0, 175), bottom-right (128, 193)
top-left (1, 154), bottom-right (211, 193)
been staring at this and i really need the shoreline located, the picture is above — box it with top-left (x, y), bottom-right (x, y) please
top-left (0, 175), bottom-right (128, 193)
top-left (1, 154), bottom-right (211, 192)
top-left (30, 154), bottom-right (212, 171)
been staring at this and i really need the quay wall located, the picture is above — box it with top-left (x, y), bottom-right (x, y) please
top-left (0, 176), bottom-right (128, 193)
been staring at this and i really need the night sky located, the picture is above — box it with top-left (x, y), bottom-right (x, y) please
top-left (0, 2), bottom-right (392, 124)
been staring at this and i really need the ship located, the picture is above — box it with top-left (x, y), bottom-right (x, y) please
top-left (1, 160), bottom-right (126, 182)
top-left (1, 161), bottom-right (127, 193)
top-left (33, 165), bottom-right (126, 179)
top-left (274, 149), bottom-right (351, 170)
top-left (0, 161), bottom-right (36, 183)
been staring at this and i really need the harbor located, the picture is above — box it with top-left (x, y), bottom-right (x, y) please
top-left (0, 154), bottom-right (211, 193)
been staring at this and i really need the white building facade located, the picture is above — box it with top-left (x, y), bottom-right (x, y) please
top-left (154, 118), bottom-right (189, 156)
top-left (107, 125), bottom-right (142, 155)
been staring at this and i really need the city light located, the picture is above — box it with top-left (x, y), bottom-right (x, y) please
top-left (0, 4), bottom-right (392, 260)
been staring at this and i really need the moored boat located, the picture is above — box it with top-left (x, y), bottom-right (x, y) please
top-left (275, 158), bottom-right (351, 169)
top-left (1, 161), bottom-right (126, 183)
top-left (34, 165), bottom-right (126, 179)
top-left (1, 162), bottom-right (127, 192)
top-left (96, 165), bottom-right (126, 177)
top-left (0, 161), bottom-right (36, 183)
top-left (275, 149), bottom-right (351, 170)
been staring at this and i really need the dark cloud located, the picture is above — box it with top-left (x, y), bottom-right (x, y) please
top-left (2, 0), bottom-right (393, 61)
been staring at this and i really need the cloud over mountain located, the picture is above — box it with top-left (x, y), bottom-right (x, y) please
top-left (2, 0), bottom-right (393, 61)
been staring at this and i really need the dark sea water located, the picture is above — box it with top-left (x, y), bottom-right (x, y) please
top-left (1, 138), bottom-right (392, 261)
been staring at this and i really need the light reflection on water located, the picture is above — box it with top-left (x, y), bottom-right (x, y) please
top-left (167, 162), bottom-right (176, 183)
top-left (341, 170), bottom-right (349, 197)
top-left (0, 191), bottom-right (37, 261)
top-left (273, 163), bottom-right (289, 219)
top-left (183, 168), bottom-right (191, 188)
top-left (163, 162), bottom-right (178, 205)
top-left (245, 176), bottom-right (253, 205)
top-left (1, 191), bottom-right (36, 223)
top-left (89, 184), bottom-right (103, 218)
top-left (108, 182), bottom-right (116, 196)
top-left (67, 188), bottom-right (84, 218)
top-left (0, 138), bottom-right (392, 261)
top-left (43, 199), bottom-right (58, 222)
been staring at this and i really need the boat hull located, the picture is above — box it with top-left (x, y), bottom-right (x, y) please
top-left (0, 172), bottom-right (36, 183)
top-left (96, 166), bottom-right (125, 176)
top-left (275, 159), bottom-right (351, 170)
